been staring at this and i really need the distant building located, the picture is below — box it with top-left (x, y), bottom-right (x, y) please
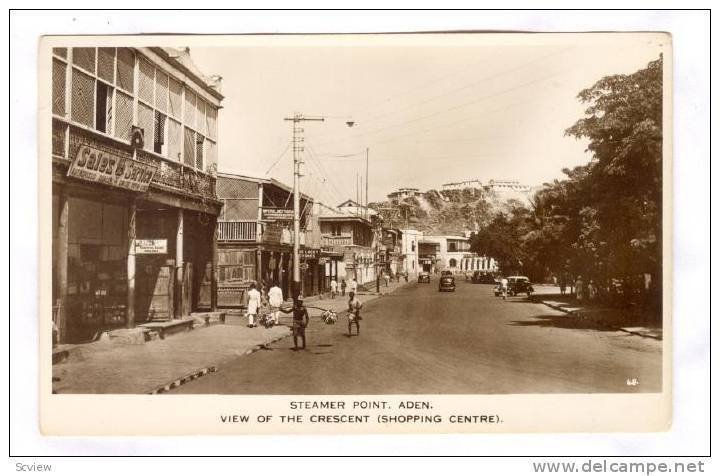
top-left (487, 179), bottom-right (531, 193)
top-left (441, 179), bottom-right (483, 191)
top-left (336, 199), bottom-right (378, 218)
top-left (387, 187), bottom-right (420, 200)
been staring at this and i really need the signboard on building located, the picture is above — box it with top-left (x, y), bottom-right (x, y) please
top-left (299, 248), bottom-right (320, 260)
top-left (261, 207), bottom-right (294, 222)
top-left (134, 239), bottom-right (168, 254)
top-left (67, 145), bottom-right (157, 192)
top-left (262, 223), bottom-right (283, 244)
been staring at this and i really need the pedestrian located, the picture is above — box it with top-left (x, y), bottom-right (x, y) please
top-left (340, 278), bottom-right (347, 296)
top-left (246, 283), bottom-right (261, 327)
top-left (347, 291), bottom-right (363, 336)
top-left (280, 296), bottom-right (309, 350)
top-left (396, 272), bottom-right (400, 283)
top-left (383, 272), bottom-right (390, 288)
top-left (404, 271), bottom-right (408, 282)
top-left (575, 275), bottom-right (585, 303)
top-left (587, 279), bottom-right (598, 302)
top-left (268, 281), bottom-right (284, 325)
top-left (330, 278), bottom-right (338, 299)
top-left (349, 277), bottom-right (358, 294)
top-left (500, 276), bottom-right (509, 300)
top-left (559, 273), bottom-right (567, 296)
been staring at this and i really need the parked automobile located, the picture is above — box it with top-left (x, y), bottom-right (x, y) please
top-left (418, 272), bottom-right (431, 283)
top-left (494, 276), bottom-right (534, 297)
top-left (438, 274), bottom-right (456, 292)
top-left (440, 270), bottom-right (453, 277)
top-left (471, 271), bottom-right (496, 284)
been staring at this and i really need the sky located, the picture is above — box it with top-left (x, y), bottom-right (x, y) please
top-left (189, 34), bottom-right (664, 207)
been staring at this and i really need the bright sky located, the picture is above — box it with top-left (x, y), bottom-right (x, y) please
top-left (189, 34), bottom-right (664, 207)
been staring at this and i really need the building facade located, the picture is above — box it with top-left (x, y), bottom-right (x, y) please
top-left (387, 187), bottom-right (420, 200)
top-left (215, 172), bottom-right (321, 305)
top-left (318, 206), bottom-right (377, 286)
top-left (399, 229), bottom-right (421, 277)
top-left (441, 179), bottom-right (483, 191)
top-left (51, 46), bottom-right (223, 343)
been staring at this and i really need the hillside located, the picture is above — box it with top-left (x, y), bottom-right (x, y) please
top-left (370, 187), bottom-right (533, 235)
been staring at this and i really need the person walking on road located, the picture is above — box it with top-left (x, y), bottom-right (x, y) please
top-left (330, 278), bottom-right (338, 299)
top-left (559, 274), bottom-right (567, 296)
top-left (500, 276), bottom-right (509, 300)
top-left (246, 283), bottom-right (261, 327)
top-left (575, 275), bottom-right (585, 303)
top-left (383, 272), bottom-right (390, 288)
top-left (347, 291), bottom-right (363, 336)
top-left (349, 277), bottom-right (358, 294)
top-left (268, 281), bottom-right (284, 325)
top-left (281, 296), bottom-right (309, 350)
top-left (340, 279), bottom-right (347, 297)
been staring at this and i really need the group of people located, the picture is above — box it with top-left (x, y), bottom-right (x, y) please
top-left (244, 277), bottom-right (365, 351)
top-left (329, 277), bottom-right (358, 299)
top-left (558, 273), bottom-right (599, 303)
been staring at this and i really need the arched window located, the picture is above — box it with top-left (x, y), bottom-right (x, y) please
top-left (449, 258), bottom-right (457, 268)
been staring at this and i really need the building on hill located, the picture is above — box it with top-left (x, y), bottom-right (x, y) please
top-left (387, 187), bottom-right (420, 200)
top-left (487, 179), bottom-right (531, 193)
top-left (441, 179), bottom-right (483, 191)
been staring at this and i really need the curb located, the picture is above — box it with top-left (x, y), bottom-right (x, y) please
top-left (149, 366), bottom-right (218, 394)
top-left (534, 298), bottom-right (662, 340)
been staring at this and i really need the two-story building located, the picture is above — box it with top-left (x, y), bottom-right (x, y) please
top-left (51, 46), bottom-right (223, 343)
top-left (317, 204), bottom-right (376, 286)
top-left (215, 172), bottom-right (322, 305)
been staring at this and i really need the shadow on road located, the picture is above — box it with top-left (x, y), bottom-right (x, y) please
top-left (508, 314), bottom-right (617, 332)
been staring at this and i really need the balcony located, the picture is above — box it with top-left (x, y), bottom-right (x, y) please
top-left (218, 221), bottom-right (257, 241)
top-left (52, 119), bottom-right (217, 202)
top-left (321, 235), bottom-right (353, 247)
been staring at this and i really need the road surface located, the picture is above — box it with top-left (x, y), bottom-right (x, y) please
top-left (171, 280), bottom-right (662, 394)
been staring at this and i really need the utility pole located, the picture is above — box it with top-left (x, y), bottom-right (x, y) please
top-left (284, 113), bottom-right (324, 299)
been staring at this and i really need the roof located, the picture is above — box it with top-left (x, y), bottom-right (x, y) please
top-left (153, 47), bottom-right (224, 101)
top-left (216, 172), bottom-right (312, 202)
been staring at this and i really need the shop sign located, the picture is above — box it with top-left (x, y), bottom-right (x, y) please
top-left (262, 207), bottom-right (294, 222)
top-left (134, 239), bottom-right (168, 254)
top-left (299, 248), bottom-right (320, 260)
top-left (262, 223), bottom-right (283, 244)
top-left (68, 145), bottom-right (157, 192)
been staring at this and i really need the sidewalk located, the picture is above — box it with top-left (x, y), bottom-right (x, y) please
top-left (52, 279), bottom-right (412, 394)
top-left (531, 286), bottom-right (662, 340)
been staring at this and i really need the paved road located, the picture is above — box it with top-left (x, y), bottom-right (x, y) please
top-left (171, 280), bottom-right (662, 394)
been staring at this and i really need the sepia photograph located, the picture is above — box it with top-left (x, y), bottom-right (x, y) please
top-left (37, 30), bottom-right (673, 435)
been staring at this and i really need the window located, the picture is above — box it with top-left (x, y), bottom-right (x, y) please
top-left (97, 47), bottom-right (115, 84)
top-left (167, 118), bottom-right (182, 161)
top-left (331, 223), bottom-right (342, 236)
top-left (449, 241), bottom-right (457, 252)
top-left (114, 91), bottom-right (133, 141)
top-left (411, 240), bottom-right (416, 252)
top-left (71, 68), bottom-right (94, 128)
top-left (195, 133), bottom-right (204, 170)
top-left (116, 48), bottom-right (135, 93)
top-left (137, 102), bottom-right (154, 151)
top-left (52, 58), bottom-right (66, 116)
top-left (95, 81), bottom-right (113, 134)
top-left (72, 48), bottom-right (95, 74)
top-left (153, 111), bottom-right (166, 155)
top-left (183, 127), bottom-right (195, 166)
top-left (449, 258), bottom-right (457, 268)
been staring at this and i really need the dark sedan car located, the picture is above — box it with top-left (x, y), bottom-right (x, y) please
top-left (438, 274), bottom-right (456, 292)
top-left (494, 276), bottom-right (534, 297)
top-left (418, 272), bottom-right (431, 283)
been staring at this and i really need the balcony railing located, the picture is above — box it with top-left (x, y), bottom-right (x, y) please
top-left (52, 119), bottom-right (217, 201)
top-left (321, 235), bottom-right (353, 247)
top-left (218, 221), bottom-right (257, 241)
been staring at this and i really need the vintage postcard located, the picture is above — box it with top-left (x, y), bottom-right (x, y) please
top-left (38, 32), bottom-right (672, 435)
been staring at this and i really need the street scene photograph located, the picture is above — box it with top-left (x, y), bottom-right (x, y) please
top-left (47, 33), bottom-right (667, 396)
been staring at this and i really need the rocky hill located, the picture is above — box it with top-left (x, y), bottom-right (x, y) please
top-left (370, 187), bottom-right (534, 235)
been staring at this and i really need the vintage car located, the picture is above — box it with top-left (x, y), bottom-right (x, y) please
top-left (438, 274), bottom-right (456, 292)
top-left (418, 272), bottom-right (431, 283)
top-left (494, 276), bottom-right (534, 297)
top-left (471, 271), bottom-right (496, 284)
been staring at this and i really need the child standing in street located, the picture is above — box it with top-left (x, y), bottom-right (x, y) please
top-left (281, 296), bottom-right (310, 350)
top-left (246, 283), bottom-right (261, 327)
top-left (340, 279), bottom-right (347, 297)
top-left (330, 278), bottom-right (338, 299)
top-left (347, 291), bottom-right (363, 336)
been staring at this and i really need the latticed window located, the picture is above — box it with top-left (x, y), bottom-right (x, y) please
top-left (183, 127), bottom-right (195, 166)
top-left (72, 48), bottom-right (95, 74)
top-left (206, 106), bottom-right (217, 139)
top-left (196, 98), bottom-right (205, 134)
top-left (137, 102), bottom-right (154, 151)
top-left (153, 111), bottom-right (166, 155)
top-left (184, 89), bottom-right (195, 125)
top-left (71, 68), bottom-right (95, 128)
top-left (52, 58), bottom-right (66, 116)
top-left (114, 90), bottom-right (133, 141)
top-left (205, 139), bottom-right (217, 173)
top-left (168, 78), bottom-right (182, 119)
top-left (167, 118), bottom-right (182, 162)
top-left (53, 48), bottom-right (67, 59)
top-left (116, 48), bottom-right (134, 93)
top-left (155, 70), bottom-right (168, 113)
top-left (138, 58), bottom-right (155, 105)
top-left (97, 47), bottom-right (115, 84)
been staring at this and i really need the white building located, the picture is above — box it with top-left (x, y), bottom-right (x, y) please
top-left (336, 199), bottom-right (378, 218)
top-left (399, 229), bottom-right (421, 277)
top-left (387, 187), bottom-right (420, 200)
top-left (487, 179), bottom-right (531, 193)
top-left (441, 179), bottom-right (483, 191)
